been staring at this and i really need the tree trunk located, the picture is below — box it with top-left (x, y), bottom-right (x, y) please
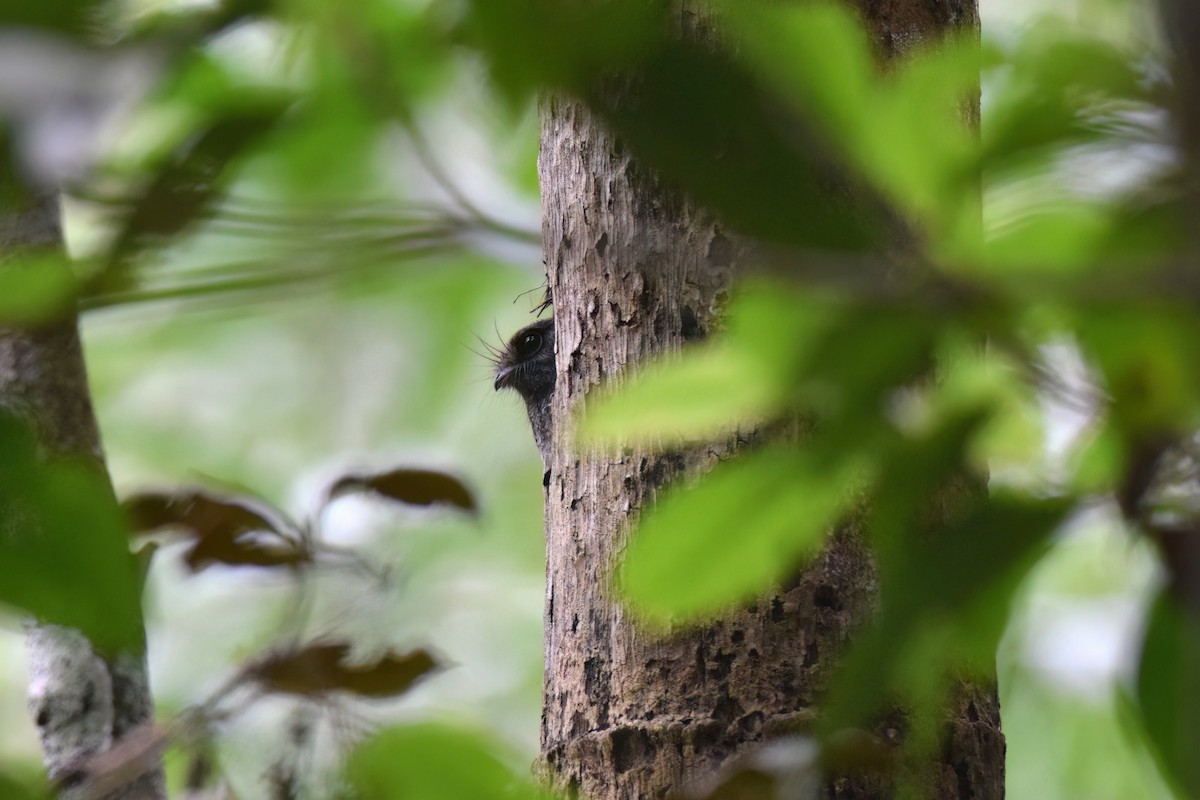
top-left (1, 194), bottom-right (166, 800)
top-left (537, 3), bottom-right (999, 799)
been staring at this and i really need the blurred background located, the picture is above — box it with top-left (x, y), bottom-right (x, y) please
top-left (0, 0), bottom-right (1184, 797)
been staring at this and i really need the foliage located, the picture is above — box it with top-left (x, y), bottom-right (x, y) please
top-left (574, 2), bottom-right (1189, 796)
top-left (118, 469), bottom-right (475, 788)
top-left (0, 0), bottom-right (1191, 797)
top-left (0, 412), bottom-right (143, 654)
top-left (348, 723), bottom-right (554, 800)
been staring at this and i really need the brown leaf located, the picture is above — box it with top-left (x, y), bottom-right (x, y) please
top-left (328, 469), bottom-right (477, 514)
top-left (249, 642), bottom-right (438, 699)
top-left (124, 490), bottom-right (281, 539)
top-left (183, 528), bottom-right (309, 573)
top-left (123, 490), bottom-right (308, 572)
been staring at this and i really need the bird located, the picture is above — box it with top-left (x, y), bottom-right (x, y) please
top-left (492, 318), bottom-right (555, 470)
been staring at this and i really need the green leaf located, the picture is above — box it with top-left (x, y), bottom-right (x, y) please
top-left (724, 282), bottom-right (840, 389)
top-left (577, 280), bottom-right (841, 447)
top-left (463, 0), bottom-right (665, 103)
top-left (0, 773), bottom-right (46, 800)
top-left (578, 343), bottom-right (782, 447)
top-left (1067, 420), bottom-right (1124, 495)
top-left (0, 253), bottom-right (77, 325)
top-left (983, 27), bottom-right (1144, 174)
top-left (984, 202), bottom-right (1115, 273)
top-left (731, 2), bottom-right (874, 153)
top-left (876, 35), bottom-right (980, 225)
top-left (101, 102), bottom-right (290, 277)
top-left (594, 39), bottom-right (890, 250)
top-left (348, 723), bottom-right (549, 800)
top-left (1077, 308), bottom-right (1200, 435)
top-left (736, 5), bottom-right (979, 242)
top-left (1136, 593), bottom-right (1200, 798)
top-left (1, 0), bottom-right (107, 36)
top-left (824, 492), bottom-right (1067, 731)
top-left (620, 446), bottom-right (867, 622)
top-left (0, 413), bottom-right (143, 653)
top-left (797, 306), bottom-right (938, 424)
top-left (931, 342), bottom-right (1043, 475)
top-left (866, 403), bottom-right (992, 550)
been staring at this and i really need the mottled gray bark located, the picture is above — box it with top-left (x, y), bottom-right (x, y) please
top-left (1, 194), bottom-right (165, 799)
top-left (538, 2), bottom-right (999, 799)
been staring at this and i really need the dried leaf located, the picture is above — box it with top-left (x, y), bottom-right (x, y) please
top-left (249, 642), bottom-right (438, 699)
top-left (124, 490), bottom-right (281, 539)
top-left (182, 528), bottom-right (309, 573)
top-left (328, 469), bottom-right (477, 514)
top-left (123, 490), bottom-right (307, 572)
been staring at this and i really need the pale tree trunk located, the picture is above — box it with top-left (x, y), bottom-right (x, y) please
top-left (538, 2), bottom-right (1000, 799)
top-left (1, 194), bottom-right (166, 800)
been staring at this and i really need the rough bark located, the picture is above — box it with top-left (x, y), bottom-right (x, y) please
top-left (538, 2), bottom-right (998, 799)
top-left (1154, 0), bottom-right (1200, 622)
top-left (1, 195), bottom-right (166, 799)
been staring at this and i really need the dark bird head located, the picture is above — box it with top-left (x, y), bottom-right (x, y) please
top-left (493, 318), bottom-right (555, 403)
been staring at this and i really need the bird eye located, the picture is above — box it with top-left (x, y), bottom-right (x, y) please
top-left (516, 331), bottom-right (543, 358)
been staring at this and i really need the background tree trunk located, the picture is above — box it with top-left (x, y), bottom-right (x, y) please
top-left (538, 3), bottom-right (999, 799)
top-left (1, 194), bottom-right (165, 800)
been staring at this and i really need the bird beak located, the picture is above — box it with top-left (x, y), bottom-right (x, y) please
top-left (494, 365), bottom-right (514, 391)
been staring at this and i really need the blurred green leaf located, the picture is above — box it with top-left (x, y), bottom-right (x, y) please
top-left (872, 35), bottom-right (979, 231)
top-left (1068, 421), bottom-right (1125, 495)
top-left (732, 3), bottom-right (874, 155)
top-left (0, 253), bottom-right (77, 324)
top-left (0, 413), bottom-right (143, 653)
top-left (1077, 308), bottom-right (1200, 435)
top-left (1, 0), bottom-right (107, 36)
top-left (578, 343), bottom-right (782, 447)
top-left (797, 305), bottom-right (939, 424)
top-left (593, 39), bottom-right (890, 250)
top-left (1094, 199), bottom-right (1188, 265)
top-left (0, 772), bottom-right (47, 800)
top-left (825, 491), bottom-right (1067, 732)
top-left (735, 4), bottom-right (979, 248)
top-left (985, 202), bottom-right (1116, 273)
top-left (316, 0), bottom-right (454, 113)
top-left (983, 27), bottom-right (1145, 174)
top-left (1136, 592), bottom-right (1200, 798)
top-left (866, 404), bottom-right (992, 549)
top-left (101, 101), bottom-right (291, 278)
top-left (933, 343), bottom-right (1043, 472)
top-left (725, 282), bottom-right (840, 380)
top-left (348, 723), bottom-right (549, 800)
top-left (463, 0), bottom-right (665, 103)
top-left (119, 0), bottom-right (273, 42)
top-left (621, 446), bottom-right (868, 622)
